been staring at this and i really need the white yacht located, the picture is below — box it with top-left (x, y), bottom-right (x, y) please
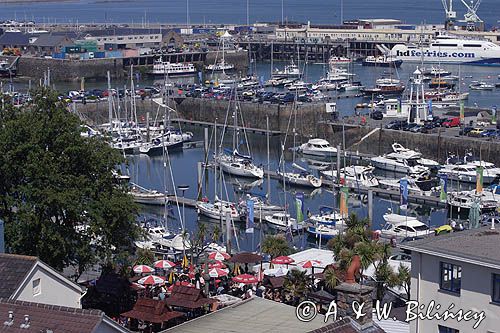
top-left (196, 199), bottom-right (240, 220)
top-left (371, 153), bottom-right (429, 175)
top-left (285, 80), bottom-right (309, 92)
top-left (390, 143), bottom-right (440, 169)
top-left (438, 161), bottom-right (500, 184)
top-left (278, 170), bottom-right (322, 188)
top-left (129, 184), bottom-right (168, 205)
top-left (206, 59), bottom-right (235, 72)
top-left (391, 34), bottom-right (500, 66)
top-left (264, 212), bottom-right (301, 230)
top-left (321, 165), bottom-right (379, 188)
top-left (216, 153), bottom-right (264, 179)
top-left (328, 56), bottom-right (352, 66)
top-left (299, 138), bottom-right (337, 158)
top-left (447, 190), bottom-right (499, 212)
top-left (272, 62), bottom-right (301, 78)
top-left (150, 60), bottom-right (197, 76)
top-left (380, 212), bottom-right (431, 238)
top-left (378, 172), bottom-right (437, 195)
top-left (306, 223), bottom-right (340, 240)
top-left (308, 208), bottom-right (345, 227)
top-left (469, 81), bottom-right (495, 91)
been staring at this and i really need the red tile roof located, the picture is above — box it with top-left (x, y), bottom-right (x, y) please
top-left (121, 298), bottom-right (183, 324)
top-left (164, 286), bottom-right (216, 309)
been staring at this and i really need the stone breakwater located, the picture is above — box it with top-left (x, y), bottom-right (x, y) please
top-left (75, 97), bottom-right (500, 165)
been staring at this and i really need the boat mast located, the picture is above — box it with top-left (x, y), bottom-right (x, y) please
top-left (266, 115), bottom-right (271, 203)
top-left (107, 71), bottom-right (112, 132)
top-left (214, 118), bottom-right (218, 201)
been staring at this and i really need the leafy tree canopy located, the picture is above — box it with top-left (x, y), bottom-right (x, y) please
top-left (0, 89), bottom-right (140, 279)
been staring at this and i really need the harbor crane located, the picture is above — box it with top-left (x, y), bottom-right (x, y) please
top-left (441, 0), bottom-right (483, 30)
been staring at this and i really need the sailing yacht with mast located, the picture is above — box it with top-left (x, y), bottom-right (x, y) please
top-left (206, 31), bottom-right (235, 72)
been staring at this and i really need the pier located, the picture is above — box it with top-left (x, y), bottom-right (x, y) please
top-left (172, 118), bottom-right (283, 136)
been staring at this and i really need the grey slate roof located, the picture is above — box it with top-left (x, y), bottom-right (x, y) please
top-left (307, 317), bottom-right (385, 333)
top-left (31, 34), bottom-right (71, 47)
top-left (163, 297), bottom-right (328, 333)
top-left (400, 226), bottom-right (500, 268)
top-left (0, 299), bottom-right (119, 333)
top-left (0, 32), bottom-right (30, 46)
top-left (0, 253), bottom-right (37, 299)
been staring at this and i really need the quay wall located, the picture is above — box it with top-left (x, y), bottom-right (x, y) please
top-left (1, 56), bottom-right (124, 82)
top-left (75, 98), bottom-right (500, 165)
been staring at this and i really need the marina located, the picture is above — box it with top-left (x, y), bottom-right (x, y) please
top-left (1, 0), bottom-right (500, 332)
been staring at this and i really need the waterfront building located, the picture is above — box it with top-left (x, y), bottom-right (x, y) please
top-left (0, 299), bottom-right (129, 333)
top-left (82, 28), bottom-right (183, 50)
top-left (0, 253), bottom-right (83, 308)
top-left (401, 226), bottom-right (500, 333)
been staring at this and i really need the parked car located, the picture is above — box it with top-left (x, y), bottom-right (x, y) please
top-left (442, 117), bottom-right (460, 128)
top-left (459, 126), bottom-right (474, 136)
top-left (410, 124), bottom-right (424, 133)
top-left (480, 128), bottom-right (498, 137)
top-left (370, 111), bottom-right (384, 120)
top-left (468, 128), bottom-right (485, 137)
top-left (386, 120), bottom-right (407, 130)
top-left (402, 123), bottom-right (418, 131)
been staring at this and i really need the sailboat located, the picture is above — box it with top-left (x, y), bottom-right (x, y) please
top-left (215, 88), bottom-right (264, 179)
top-left (206, 31), bottom-right (235, 72)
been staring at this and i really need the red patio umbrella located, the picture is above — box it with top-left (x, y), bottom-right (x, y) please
top-left (300, 260), bottom-right (322, 269)
top-left (208, 251), bottom-right (231, 261)
top-left (202, 261), bottom-right (227, 269)
top-left (208, 268), bottom-right (229, 278)
top-left (271, 256), bottom-right (295, 265)
top-left (154, 260), bottom-right (176, 269)
top-left (137, 275), bottom-right (165, 285)
top-left (133, 265), bottom-right (154, 274)
top-left (232, 273), bottom-right (259, 285)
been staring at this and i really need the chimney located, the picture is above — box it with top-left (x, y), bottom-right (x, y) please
top-left (20, 315), bottom-right (30, 329)
top-left (3, 311), bottom-right (13, 326)
top-left (334, 255), bottom-right (375, 329)
top-left (0, 219), bottom-right (4, 253)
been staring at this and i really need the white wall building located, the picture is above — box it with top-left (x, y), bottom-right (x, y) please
top-left (401, 227), bottom-right (500, 333)
top-left (0, 253), bottom-right (83, 308)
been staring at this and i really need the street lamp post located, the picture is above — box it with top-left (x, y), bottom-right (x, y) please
top-left (178, 185), bottom-right (190, 227)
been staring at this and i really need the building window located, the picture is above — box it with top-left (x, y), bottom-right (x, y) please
top-left (32, 278), bottom-right (41, 296)
top-left (438, 325), bottom-right (459, 333)
top-left (440, 262), bottom-right (461, 294)
top-left (493, 274), bottom-right (500, 303)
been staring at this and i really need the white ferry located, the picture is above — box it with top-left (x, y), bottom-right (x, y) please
top-left (150, 60), bottom-right (197, 76)
top-left (390, 35), bottom-right (500, 66)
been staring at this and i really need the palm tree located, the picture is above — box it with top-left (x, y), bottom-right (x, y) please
top-left (323, 267), bottom-right (339, 291)
top-left (388, 264), bottom-right (411, 300)
top-left (284, 269), bottom-right (308, 305)
top-left (261, 235), bottom-right (292, 259)
top-left (135, 248), bottom-right (154, 266)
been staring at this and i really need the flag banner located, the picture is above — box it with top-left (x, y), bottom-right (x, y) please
top-left (492, 105), bottom-right (497, 125)
top-left (427, 99), bottom-right (433, 119)
top-left (246, 199), bottom-right (254, 234)
top-left (295, 192), bottom-right (304, 223)
top-left (339, 186), bottom-right (349, 217)
top-left (460, 101), bottom-right (465, 122)
top-left (397, 98), bottom-right (401, 114)
top-left (476, 166), bottom-right (484, 193)
top-left (400, 178), bottom-right (409, 210)
top-left (439, 174), bottom-right (448, 202)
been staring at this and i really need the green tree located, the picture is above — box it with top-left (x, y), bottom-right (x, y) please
top-left (283, 269), bottom-right (308, 305)
top-left (323, 267), bottom-right (339, 291)
top-left (388, 264), bottom-right (411, 300)
top-left (135, 248), bottom-right (154, 266)
top-left (0, 88), bottom-right (140, 279)
top-left (261, 234), bottom-right (293, 259)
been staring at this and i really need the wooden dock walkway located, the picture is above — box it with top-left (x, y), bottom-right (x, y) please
top-left (172, 119), bottom-right (282, 136)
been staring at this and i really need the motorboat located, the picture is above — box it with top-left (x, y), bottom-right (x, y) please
top-left (329, 56), bottom-right (352, 66)
top-left (272, 62), bottom-right (301, 79)
top-left (264, 212), bottom-right (302, 231)
top-left (150, 60), bottom-right (197, 76)
top-left (469, 81), bottom-right (495, 91)
top-left (390, 143), bottom-right (440, 169)
top-left (306, 223), bottom-right (340, 240)
top-left (447, 190), bottom-right (499, 212)
top-left (380, 211), bottom-right (431, 238)
top-left (285, 80), bottom-right (309, 92)
top-left (216, 153), bottom-right (264, 179)
top-left (321, 165), bottom-right (379, 188)
top-left (138, 135), bottom-right (184, 155)
top-left (129, 184), bottom-right (169, 205)
top-left (371, 153), bottom-right (429, 175)
top-left (362, 55), bottom-right (403, 68)
top-left (422, 66), bottom-right (452, 77)
top-left (299, 138), bottom-right (337, 158)
top-left (278, 168), bottom-right (322, 188)
top-left (378, 172), bottom-right (437, 195)
top-left (206, 59), bottom-right (235, 72)
top-left (361, 78), bottom-right (405, 96)
top-left (438, 161), bottom-right (500, 184)
top-left (308, 207), bottom-right (344, 226)
top-left (196, 199), bottom-right (240, 220)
